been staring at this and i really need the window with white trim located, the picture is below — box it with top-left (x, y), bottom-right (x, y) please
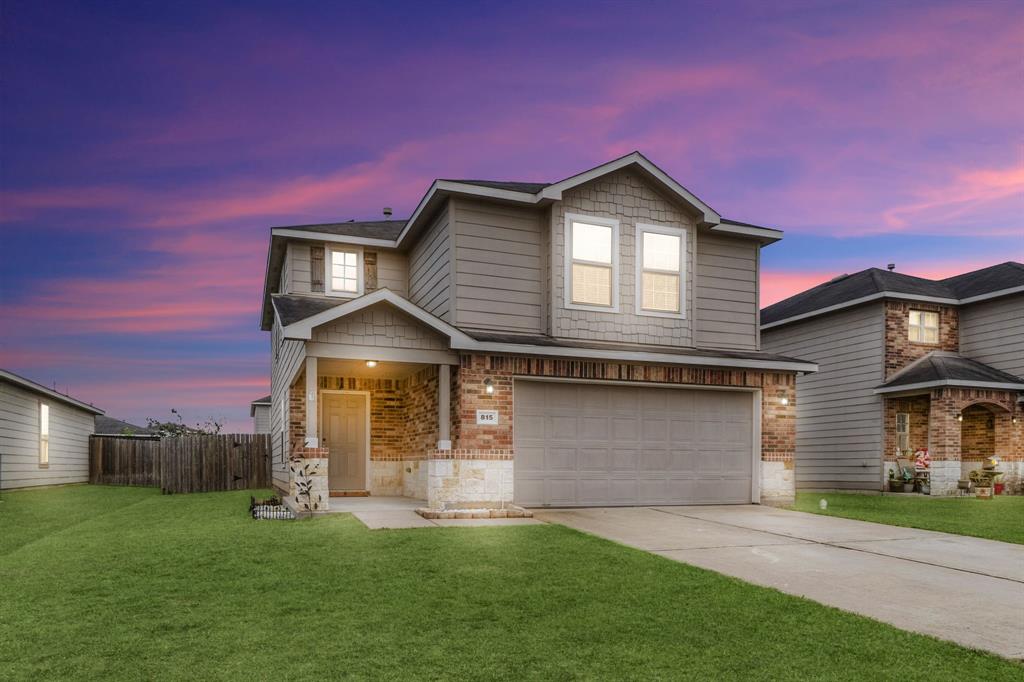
top-left (908, 310), bottom-right (938, 344)
top-left (39, 402), bottom-right (49, 467)
top-left (896, 412), bottom-right (909, 452)
top-left (325, 245), bottom-right (363, 297)
top-left (637, 224), bottom-right (685, 316)
top-left (566, 214), bottom-right (618, 309)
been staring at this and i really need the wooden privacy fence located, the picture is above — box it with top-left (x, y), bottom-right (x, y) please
top-left (90, 434), bottom-right (271, 493)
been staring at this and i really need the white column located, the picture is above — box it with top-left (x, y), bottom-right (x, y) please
top-left (437, 364), bottom-right (451, 450)
top-left (305, 356), bottom-right (318, 447)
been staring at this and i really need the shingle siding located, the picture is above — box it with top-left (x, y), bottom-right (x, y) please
top-left (551, 169), bottom-right (696, 346)
top-left (959, 293), bottom-right (1024, 379)
top-left (761, 302), bottom-right (885, 490)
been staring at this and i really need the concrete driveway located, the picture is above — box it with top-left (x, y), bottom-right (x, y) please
top-left (535, 505), bottom-right (1024, 659)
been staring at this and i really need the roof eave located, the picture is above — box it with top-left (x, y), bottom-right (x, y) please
top-left (874, 379), bottom-right (1024, 395)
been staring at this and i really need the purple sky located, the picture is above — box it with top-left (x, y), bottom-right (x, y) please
top-left (1, 0), bottom-right (1021, 431)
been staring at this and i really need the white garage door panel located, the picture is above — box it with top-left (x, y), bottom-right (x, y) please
top-left (513, 381), bottom-right (754, 507)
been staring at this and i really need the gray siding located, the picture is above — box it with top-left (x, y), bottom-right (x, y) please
top-left (310, 303), bottom-right (448, 350)
top-left (959, 293), bottom-right (1024, 378)
top-left (252, 405), bottom-right (271, 434)
top-left (551, 169), bottom-right (696, 346)
top-left (762, 302), bottom-right (885, 490)
top-left (695, 233), bottom-right (758, 350)
top-left (0, 382), bottom-right (95, 489)
top-left (408, 206), bottom-right (451, 321)
top-left (453, 198), bottom-right (544, 334)
top-left (270, 321), bottom-right (305, 492)
top-left (377, 250), bottom-right (409, 297)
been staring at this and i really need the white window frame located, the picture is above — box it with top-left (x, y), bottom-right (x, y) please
top-left (635, 223), bottom-right (687, 319)
top-left (908, 309), bottom-right (939, 344)
top-left (39, 401), bottom-right (49, 468)
top-left (896, 412), bottom-right (909, 453)
top-left (324, 244), bottom-right (364, 298)
top-left (563, 213), bottom-right (620, 312)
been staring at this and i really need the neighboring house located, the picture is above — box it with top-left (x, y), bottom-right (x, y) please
top-left (94, 415), bottom-right (157, 437)
top-left (761, 263), bottom-right (1024, 495)
top-left (250, 395), bottom-right (271, 433)
top-left (261, 151), bottom-right (817, 511)
top-left (0, 369), bottom-right (103, 490)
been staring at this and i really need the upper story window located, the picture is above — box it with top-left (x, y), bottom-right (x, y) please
top-left (637, 224), bottom-right (686, 317)
top-left (908, 310), bottom-right (938, 344)
top-left (39, 402), bottom-right (49, 467)
top-left (326, 245), bottom-right (363, 298)
top-left (565, 213), bottom-right (619, 311)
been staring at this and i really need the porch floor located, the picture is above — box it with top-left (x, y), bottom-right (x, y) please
top-left (326, 496), bottom-right (425, 512)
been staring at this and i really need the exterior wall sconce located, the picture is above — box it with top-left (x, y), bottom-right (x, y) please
top-left (365, 360), bottom-right (378, 368)
top-left (781, 397), bottom-right (790, 406)
top-left (957, 414), bottom-right (963, 422)
top-left (1013, 416), bottom-right (1019, 424)
top-left (483, 378), bottom-right (495, 395)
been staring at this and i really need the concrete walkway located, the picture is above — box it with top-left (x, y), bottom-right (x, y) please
top-left (535, 505), bottom-right (1024, 659)
top-left (327, 497), bottom-right (542, 529)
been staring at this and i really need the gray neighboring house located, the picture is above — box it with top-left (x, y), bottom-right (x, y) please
top-left (760, 262), bottom-right (1024, 495)
top-left (94, 415), bottom-right (156, 437)
top-left (262, 151), bottom-right (818, 511)
top-left (0, 369), bottom-right (104, 490)
top-left (250, 395), bottom-right (271, 434)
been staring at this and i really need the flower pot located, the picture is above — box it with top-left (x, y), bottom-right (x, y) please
top-left (994, 483), bottom-right (1004, 495)
top-left (976, 486), bottom-right (993, 500)
top-left (902, 483), bottom-right (914, 493)
top-left (920, 484), bottom-right (931, 495)
top-left (888, 480), bottom-right (903, 493)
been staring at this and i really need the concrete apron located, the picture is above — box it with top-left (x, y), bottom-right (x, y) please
top-left (535, 505), bottom-right (1024, 660)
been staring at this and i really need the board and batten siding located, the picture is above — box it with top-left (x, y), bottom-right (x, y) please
top-left (408, 206), bottom-right (451, 322)
top-left (761, 302), bottom-right (886, 490)
top-left (959, 293), bottom-right (1024, 379)
top-left (694, 233), bottom-right (758, 350)
top-left (270, 321), bottom-right (306, 491)
top-left (452, 198), bottom-right (544, 334)
top-left (0, 381), bottom-right (96, 489)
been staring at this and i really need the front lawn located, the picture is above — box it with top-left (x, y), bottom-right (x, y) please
top-left (1, 486), bottom-right (1019, 680)
top-left (793, 492), bottom-right (1024, 545)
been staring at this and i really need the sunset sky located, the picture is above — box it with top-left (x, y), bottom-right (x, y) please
top-left (2, 0), bottom-right (1022, 431)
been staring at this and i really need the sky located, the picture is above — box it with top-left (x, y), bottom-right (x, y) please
top-left (1, 0), bottom-right (1022, 431)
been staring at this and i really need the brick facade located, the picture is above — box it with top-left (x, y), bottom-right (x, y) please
top-left (884, 301), bottom-right (958, 379)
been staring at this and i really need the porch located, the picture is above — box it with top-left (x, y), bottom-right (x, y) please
top-left (882, 388), bottom-right (1022, 495)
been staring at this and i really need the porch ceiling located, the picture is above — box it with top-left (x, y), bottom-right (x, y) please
top-left (316, 357), bottom-right (426, 379)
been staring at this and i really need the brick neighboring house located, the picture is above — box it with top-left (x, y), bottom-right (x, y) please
top-left (260, 152), bottom-right (817, 512)
top-left (761, 263), bottom-right (1024, 495)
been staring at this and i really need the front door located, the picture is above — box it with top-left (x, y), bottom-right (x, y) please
top-left (322, 393), bottom-right (367, 491)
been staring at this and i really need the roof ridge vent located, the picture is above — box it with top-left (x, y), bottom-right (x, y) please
top-left (827, 273), bottom-right (850, 284)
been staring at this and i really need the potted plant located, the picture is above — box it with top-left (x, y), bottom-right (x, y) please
top-left (902, 468), bottom-right (915, 493)
top-left (887, 469), bottom-right (902, 493)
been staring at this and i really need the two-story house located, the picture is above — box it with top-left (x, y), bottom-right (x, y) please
top-left (260, 152), bottom-right (817, 512)
top-left (761, 263), bottom-right (1024, 495)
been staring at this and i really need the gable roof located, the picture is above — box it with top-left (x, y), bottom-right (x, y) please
top-left (875, 352), bottom-right (1024, 394)
top-left (0, 369), bottom-right (104, 415)
top-left (262, 151), bottom-right (786, 329)
top-left (94, 415), bottom-right (156, 436)
top-left (272, 295), bottom-right (342, 327)
top-left (250, 395), bottom-right (271, 417)
top-left (762, 262), bottom-right (1024, 329)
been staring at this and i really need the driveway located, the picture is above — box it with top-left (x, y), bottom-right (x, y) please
top-left (535, 505), bottom-right (1024, 659)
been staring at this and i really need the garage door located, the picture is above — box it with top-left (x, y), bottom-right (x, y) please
top-left (514, 381), bottom-right (754, 506)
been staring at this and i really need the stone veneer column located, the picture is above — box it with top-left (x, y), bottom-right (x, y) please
top-left (288, 447), bottom-right (330, 512)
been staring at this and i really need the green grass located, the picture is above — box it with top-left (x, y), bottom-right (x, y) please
top-left (1, 487), bottom-right (1019, 680)
top-left (793, 492), bottom-right (1024, 545)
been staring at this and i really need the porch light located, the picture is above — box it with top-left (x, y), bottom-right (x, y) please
top-left (483, 378), bottom-right (494, 395)
top-left (365, 360), bottom-right (378, 368)
top-left (957, 414), bottom-right (963, 422)
top-left (781, 397), bottom-right (790, 406)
